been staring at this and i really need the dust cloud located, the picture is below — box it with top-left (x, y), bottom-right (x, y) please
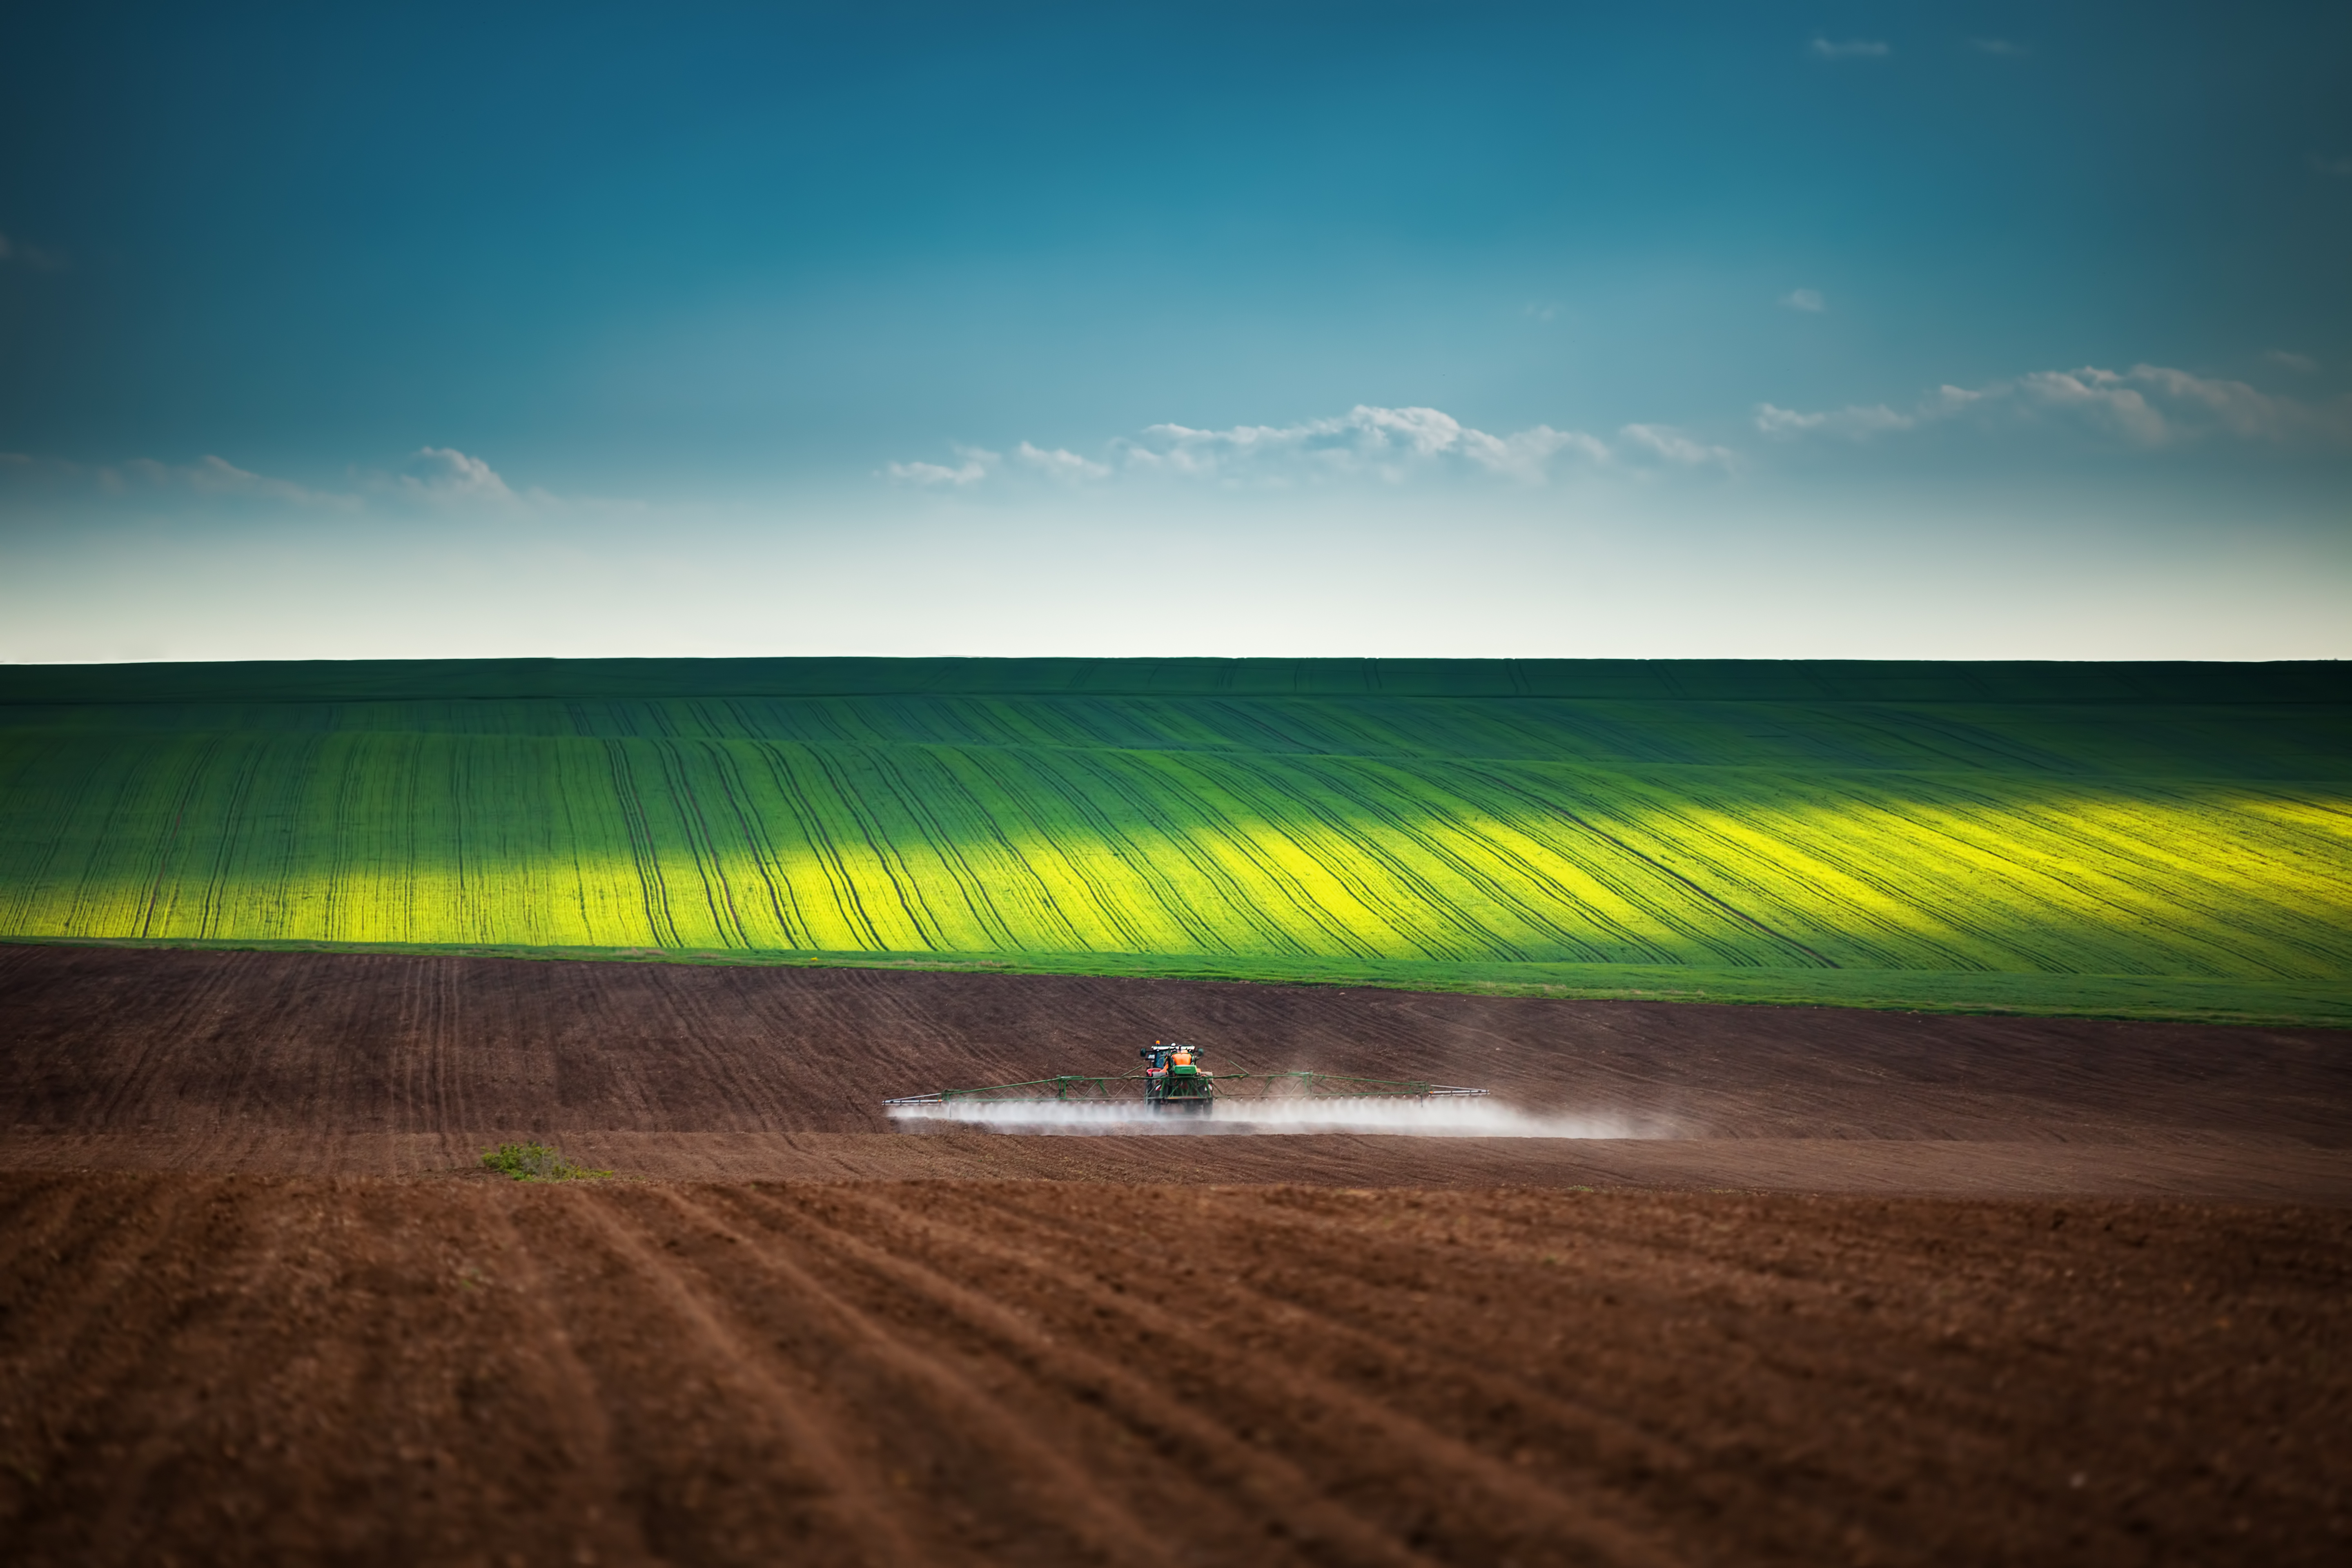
top-left (885, 1097), bottom-right (1649, 1136)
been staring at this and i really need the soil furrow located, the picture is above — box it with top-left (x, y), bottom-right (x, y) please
top-left (717, 1183), bottom-right (1436, 1568)
top-left (521, 1188), bottom-right (928, 1568)
top-left (778, 1185), bottom-right (1686, 1568)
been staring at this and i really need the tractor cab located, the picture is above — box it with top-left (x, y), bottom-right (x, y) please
top-left (1139, 1040), bottom-right (1215, 1113)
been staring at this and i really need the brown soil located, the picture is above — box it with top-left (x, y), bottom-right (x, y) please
top-left (3, 944), bottom-right (2349, 1562)
top-left (3, 945), bottom-right (2348, 1196)
top-left (4, 1173), bottom-right (2348, 1566)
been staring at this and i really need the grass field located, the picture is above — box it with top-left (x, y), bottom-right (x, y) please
top-left (2, 657), bottom-right (2348, 1023)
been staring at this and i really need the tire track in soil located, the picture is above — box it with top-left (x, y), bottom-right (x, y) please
top-left (630, 1184), bottom-right (1185, 1568)
top-left (4, 1175), bottom-right (2350, 1564)
top-left (918, 1183), bottom-right (1700, 1488)
top-left (795, 1183), bottom-right (1684, 1568)
top-left (516, 1188), bottom-right (929, 1567)
top-left (708, 1183), bottom-right (1432, 1567)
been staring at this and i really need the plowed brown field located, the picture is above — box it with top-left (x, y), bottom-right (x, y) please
top-left (3, 945), bottom-right (2349, 1563)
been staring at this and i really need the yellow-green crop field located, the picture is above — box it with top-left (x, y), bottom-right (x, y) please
top-left (3, 657), bottom-right (2348, 1022)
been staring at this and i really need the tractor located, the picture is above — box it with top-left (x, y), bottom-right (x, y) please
top-left (882, 1041), bottom-right (1483, 1119)
top-left (1139, 1040), bottom-right (1215, 1114)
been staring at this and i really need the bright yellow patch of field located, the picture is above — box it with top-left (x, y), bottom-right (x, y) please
top-left (3, 715), bottom-right (2348, 988)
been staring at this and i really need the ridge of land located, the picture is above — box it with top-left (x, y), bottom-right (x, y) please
top-left (3, 656), bottom-right (2347, 1022)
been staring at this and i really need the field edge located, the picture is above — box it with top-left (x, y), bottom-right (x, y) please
top-left (8, 934), bottom-right (2349, 1029)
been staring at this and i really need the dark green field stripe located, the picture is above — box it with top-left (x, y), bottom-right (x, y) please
top-left (789, 700), bottom-right (861, 748)
top-left (1860, 705), bottom-right (2094, 775)
top-left (1198, 699), bottom-right (1329, 756)
top-left (0, 736), bottom-right (120, 933)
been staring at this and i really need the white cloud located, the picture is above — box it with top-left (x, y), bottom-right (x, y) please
top-left (1120, 405), bottom-right (1613, 485)
top-left (888, 406), bottom-right (1625, 490)
top-left (2013, 369), bottom-right (2174, 445)
top-left (409, 446), bottom-right (511, 500)
top-left (1463, 423), bottom-right (1613, 479)
top-left (1969, 38), bottom-right (2027, 57)
top-left (0, 445), bottom-right (612, 515)
top-left (1810, 37), bottom-right (1889, 59)
top-left (1760, 363), bottom-right (2352, 450)
top-left (1617, 424), bottom-right (1735, 468)
top-left (1013, 442), bottom-right (1111, 481)
top-left (143, 454), bottom-right (358, 507)
top-left (1780, 289), bottom-right (1826, 313)
top-left (2263, 350), bottom-right (2319, 375)
top-left (1755, 402), bottom-right (1913, 439)
top-left (375, 445), bottom-right (560, 506)
top-left (888, 445), bottom-right (998, 487)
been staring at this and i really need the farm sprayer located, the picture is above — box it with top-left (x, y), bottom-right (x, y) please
top-left (883, 1040), bottom-right (1487, 1118)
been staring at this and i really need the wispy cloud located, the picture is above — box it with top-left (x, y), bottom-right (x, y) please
top-left (1616, 424), bottom-right (1736, 468)
top-left (1758, 364), bottom-right (2352, 450)
top-left (1754, 402), bottom-right (1917, 439)
top-left (1969, 38), bottom-right (2028, 57)
top-left (887, 445), bottom-right (998, 486)
top-left (1780, 288), bottom-right (1826, 314)
top-left (131, 454), bottom-right (358, 507)
top-left (0, 445), bottom-right (604, 513)
top-left (0, 451), bottom-right (360, 508)
top-left (2311, 154), bottom-right (2352, 179)
top-left (2263, 350), bottom-right (2319, 375)
top-left (1013, 443), bottom-right (1110, 481)
top-left (1810, 37), bottom-right (1889, 60)
top-left (890, 405), bottom-right (1628, 490)
top-left (372, 446), bottom-right (547, 506)
top-left (1123, 406), bottom-right (1618, 484)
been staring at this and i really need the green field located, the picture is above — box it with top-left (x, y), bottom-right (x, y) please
top-left (3, 657), bottom-right (2348, 1024)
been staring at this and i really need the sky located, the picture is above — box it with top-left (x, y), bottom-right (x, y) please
top-left (2, 0), bottom-right (2348, 664)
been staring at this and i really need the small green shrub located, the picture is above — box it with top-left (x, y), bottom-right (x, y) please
top-left (480, 1142), bottom-right (610, 1181)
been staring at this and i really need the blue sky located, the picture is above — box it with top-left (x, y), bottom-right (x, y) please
top-left (2, 0), bottom-right (2348, 662)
